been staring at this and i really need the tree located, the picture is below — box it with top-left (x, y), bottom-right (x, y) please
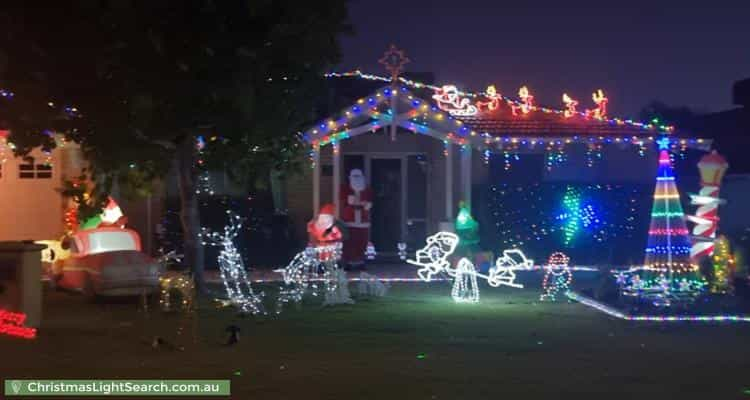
top-left (638, 101), bottom-right (697, 128)
top-left (637, 150), bottom-right (705, 301)
top-left (0, 1), bottom-right (351, 292)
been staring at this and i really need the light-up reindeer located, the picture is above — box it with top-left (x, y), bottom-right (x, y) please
top-left (201, 213), bottom-right (264, 315)
top-left (562, 93), bottom-right (579, 118)
top-left (276, 243), bottom-right (343, 313)
top-left (510, 86), bottom-right (534, 115)
top-left (585, 89), bottom-right (608, 119)
top-left (476, 85), bottom-right (501, 112)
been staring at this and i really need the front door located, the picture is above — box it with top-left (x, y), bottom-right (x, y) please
top-left (370, 158), bottom-right (402, 252)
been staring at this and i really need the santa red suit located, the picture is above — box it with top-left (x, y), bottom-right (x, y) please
top-left (307, 203), bottom-right (342, 261)
top-left (340, 169), bottom-right (373, 265)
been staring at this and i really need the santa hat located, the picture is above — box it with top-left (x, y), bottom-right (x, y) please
top-left (319, 203), bottom-right (335, 217)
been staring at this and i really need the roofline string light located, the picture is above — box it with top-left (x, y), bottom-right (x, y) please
top-left (324, 70), bottom-right (683, 134)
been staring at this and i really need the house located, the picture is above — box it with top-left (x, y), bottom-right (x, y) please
top-left (0, 131), bottom-right (85, 242)
top-left (688, 78), bottom-right (750, 239)
top-left (0, 130), bottom-right (160, 254)
top-left (284, 74), bottom-right (711, 259)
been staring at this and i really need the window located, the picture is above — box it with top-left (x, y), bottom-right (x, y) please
top-left (18, 156), bottom-right (53, 179)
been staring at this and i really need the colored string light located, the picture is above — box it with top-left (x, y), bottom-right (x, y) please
top-left (540, 252), bottom-right (573, 301)
top-left (568, 292), bottom-right (750, 323)
top-left (0, 309), bottom-right (37, 339)
top-left (323, 70), bottom-right (686, 135)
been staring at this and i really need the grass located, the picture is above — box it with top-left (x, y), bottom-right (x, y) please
top-left (2, 281), bottom-right (750, 399)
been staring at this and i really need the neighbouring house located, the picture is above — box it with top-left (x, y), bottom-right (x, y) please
top-left (0, 131), bottom-right (85, 242)
top-left (0, 130), bottom-right (161, 254)
top-left (283, 74), bottom-right (712, 260)
top-left (689, 78), bottom-right (750, 241)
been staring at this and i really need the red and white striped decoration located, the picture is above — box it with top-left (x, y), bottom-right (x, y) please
top-left (687, 151), bottom-right (728, 260)
top-left (687, 187), bottom-right (721, 259)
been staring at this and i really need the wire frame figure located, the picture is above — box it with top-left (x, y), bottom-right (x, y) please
top-left (276, 243), bottom-right (343, 313)
top-left (201, 212), bottom-right (264, 315)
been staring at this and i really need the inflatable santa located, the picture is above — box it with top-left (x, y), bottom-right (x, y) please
top-left (307, 204), bottom-right (343, 261)
top-left (340, 169), bottom-right (373, 266)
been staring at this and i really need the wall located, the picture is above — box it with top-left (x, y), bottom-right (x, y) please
top-left (0, 145), bottom-right (84, 241)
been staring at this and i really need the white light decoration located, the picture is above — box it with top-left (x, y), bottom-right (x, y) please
top-left (365, 242), bottom-right (377, 260)
top-left (159, 273), bottom-right (195, 312)
top-left (432, 85), bottom-right (478, 116)
top-left (200, 212), bottom-right (264, 315)
top-left (487, 249), bottom-right (530, 289)
top-left (275, 243), bottom-right (343, 313)
top-left (194, 136), bottom-right (215, 196)
top-left (322, 269), bottom-right (354, 306)
top-left (397, 242), bottom-right (407, 261)
top-left (356, 272), bottom-right (389, 297)
top-left (407, 231), bottom-right (460, 281)
top-left (452, 258), bottom-right (480, 303)
top-left (540, 252), bottom-right (573, 302)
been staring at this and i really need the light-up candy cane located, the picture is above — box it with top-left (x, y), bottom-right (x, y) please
top-left (687, 151), bottom-right (728, 260)
top-left (201, 212), bottom-right (265, 315)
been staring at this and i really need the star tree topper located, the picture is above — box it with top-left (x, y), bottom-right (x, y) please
top-left (379, 45), bottom-right (410, 141)
top-left (379, 45), bottom-right (410, 80)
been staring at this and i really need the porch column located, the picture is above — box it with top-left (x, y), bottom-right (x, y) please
top-left (445, 143), bottom-right (453, 220)
top-left (312, 145), bottom-right (320, 216)
top-left (332, 142), bottom-right (341, 217)
top-left (461, 145), bottom-right (472, 209)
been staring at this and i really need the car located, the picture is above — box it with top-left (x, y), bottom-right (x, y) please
top-left (53, 228), bottom-right (163, 297)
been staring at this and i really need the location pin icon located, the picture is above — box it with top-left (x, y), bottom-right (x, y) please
top-left (11, 380), bottom-right (22, 394)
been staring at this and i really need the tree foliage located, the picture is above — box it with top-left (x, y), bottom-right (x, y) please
top-left (0, 1), bottom-right (351, 289)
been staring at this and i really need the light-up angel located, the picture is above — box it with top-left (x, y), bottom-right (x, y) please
top-left (407, 231), bottom-right (460, 281)
top-left (510, 86), bottom-right (534, 115)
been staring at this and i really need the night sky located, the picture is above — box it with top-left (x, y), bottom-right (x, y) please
top-left (339, 0), bottom-right (750, 118)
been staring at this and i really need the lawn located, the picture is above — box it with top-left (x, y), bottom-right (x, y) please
top-left (2, 281), bottom-right (750, 399)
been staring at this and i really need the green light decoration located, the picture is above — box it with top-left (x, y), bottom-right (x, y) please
top-left (455, 202), bottom-right (479, 245)
top-left (710, 235), bottom-right (734, 294)
top-left (560, 187), bottom-right (581, 246)
top-left (556, 186), bottom-right (600, 247)
top-left (455, 202), bottom-right (480, 259)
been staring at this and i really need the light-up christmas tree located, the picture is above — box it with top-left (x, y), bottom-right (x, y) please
top-left (636, 148), bottom-right (705, 302)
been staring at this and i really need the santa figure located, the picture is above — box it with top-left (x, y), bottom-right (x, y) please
top-left (307, 203), bottom-right (343, 261)
top-left (340, 169), bottom-right (373, 266)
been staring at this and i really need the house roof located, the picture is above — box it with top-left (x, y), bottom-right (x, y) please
top-left (302, 80), bottom-right (711, 151)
